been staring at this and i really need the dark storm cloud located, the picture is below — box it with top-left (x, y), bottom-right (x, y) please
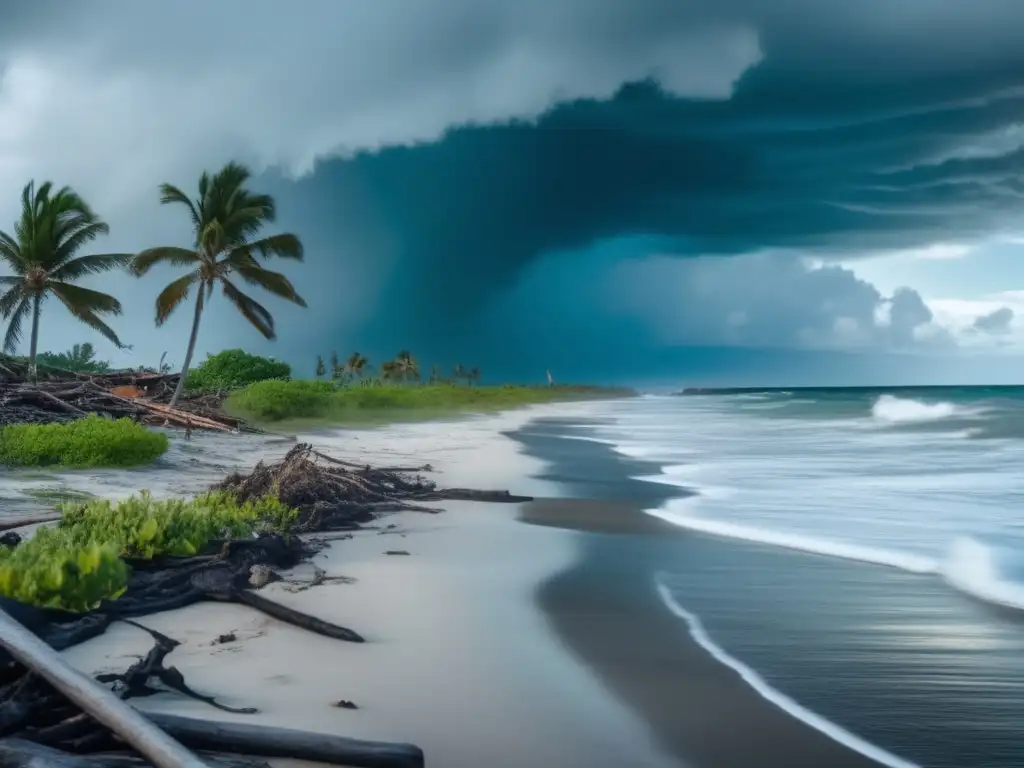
top-left (296, 31), bottom-right (1024, 351)
top-left (3, 0), bottom-right (1023, 375)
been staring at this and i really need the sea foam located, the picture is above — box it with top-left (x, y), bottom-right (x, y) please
top-left (654, 578), bottom-right (921, 768)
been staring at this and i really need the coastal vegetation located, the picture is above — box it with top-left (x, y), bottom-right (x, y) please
top-left (0, 415), bottom-right (169, 468)
top-left (128, 162), bottom-right (307, 407)
top-left (0, 491), bottom-right (296, 611)
top-left (227, 375), bottom-right (628, 426)
top-left (186, 347), bottom-right (291, 392)
top-left (0, 181), bottom-right (129, 381)
top-left (0, 165), bottom-right (626, 441)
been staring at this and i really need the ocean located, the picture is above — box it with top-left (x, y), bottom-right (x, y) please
top-left (520, 386), bottom-right (1024, 768)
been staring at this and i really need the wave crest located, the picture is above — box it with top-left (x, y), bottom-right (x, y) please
top-left (871, 395), bottom-right (958, 424)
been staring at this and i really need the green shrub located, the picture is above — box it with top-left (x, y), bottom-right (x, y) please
top-left (226, 379), bottom-right (632, 424)
top-left (226, 378), bottom-right (334, 421)
top-left (186, 349), bottom-right (291, 392)
top-left (0, 490), bottom-right (297, 611)
top-left (0, 415), bottom-right (169, 468)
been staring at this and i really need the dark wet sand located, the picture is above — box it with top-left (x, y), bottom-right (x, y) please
top-left (522, 497), bottom-right (885, 768)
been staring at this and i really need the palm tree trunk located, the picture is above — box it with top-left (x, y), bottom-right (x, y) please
top-left (169, 286), bottom-right (205, 408)
top-left (27, 294), bottom-right (41, 383)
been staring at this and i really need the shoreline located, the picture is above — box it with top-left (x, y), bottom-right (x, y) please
top-left (510, 419), bottom-right (893, 768)
top-left (14, 402), bottom-right (901, 767)
top-left (58, 405), bottom-right (676, 768)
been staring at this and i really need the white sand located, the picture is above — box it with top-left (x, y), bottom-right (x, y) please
top-left (60, 406), bottom-right (679, 768)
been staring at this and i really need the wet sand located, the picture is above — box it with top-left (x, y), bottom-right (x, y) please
top-left (522, 497), bottom-right (885, 768)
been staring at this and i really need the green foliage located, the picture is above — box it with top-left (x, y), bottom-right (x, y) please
top-left (31, 343), bottom-right (112, 373)
top-left (186, 348), bottom-right (291, 392)
top-left (226, 379), bottom-right (631, 425)
top-left (58, 490), bottom-right (297, 559)
top-left (0, 415), bottom-right (169, 468)
top-left (0, 532), bottom-right (127, 612)
top-left (227, 378), bottom-right (334, 421)
top-left (0, 490), bottom-right (297, 611)
top-left (0, 180), bottom-right (129, 359)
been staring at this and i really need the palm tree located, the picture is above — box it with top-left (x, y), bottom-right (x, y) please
top-left (0, 182), bottom-right (128, 380)
top-left (329, 350), bottom-right (341, 380)
top-left (129, 162), bottom-right (306, 406)
top-left (468, 366), bottom-right (481, 386)
top-left (380, 360), bottom-right (399, 381)
top-left (346, 351), bottom-right (368, 379)
top-left (452, 363), bottom-right (466, 384)
top-left (315, 355), bottom-right (325, 378)
top-left (393, 350), bottom-right (419, 383)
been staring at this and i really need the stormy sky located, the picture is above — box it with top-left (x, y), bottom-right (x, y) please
top-left (2, 0), bottom-right (1024, 385)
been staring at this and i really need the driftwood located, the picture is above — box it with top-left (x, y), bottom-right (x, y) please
top-left (0, 610), bottom-right (207, 768)
top-left (0, 515), bottom-right (61, 534)
top-left (145, 713), bottom-right (424, 768)
top-left (0, 357), bottom-right (250, 433)
top-left (0, 740), bottom-right (271, 767)
top-left (0, 443), bottom-right (535, 766)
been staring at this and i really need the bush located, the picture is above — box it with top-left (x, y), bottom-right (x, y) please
top-left (0, 415), bottom-right (169, 468)
top-left (0, 491), bottom-right (297, 611)
top-left (226, 378), bottom-right (334, 421)
top-left (226, 379), bottom-right (631, 424)
top-left (186, 349), bottom-right (291, 392)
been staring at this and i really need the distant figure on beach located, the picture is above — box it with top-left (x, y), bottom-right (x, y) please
top-left (546, 369), bottom-right (554, 387)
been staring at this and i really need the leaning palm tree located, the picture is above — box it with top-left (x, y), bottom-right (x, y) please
top-left (129, 162), bottom-right (306, 406)
top-left (0, 181), bottom-right (128, 380)
top-left (393, 350), bottom-right (419, 383)
top-left (346, 351), bottom-right (368, 378)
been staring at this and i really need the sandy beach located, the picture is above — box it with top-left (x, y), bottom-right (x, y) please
top-left (59, 407), bottom-right (678, 768)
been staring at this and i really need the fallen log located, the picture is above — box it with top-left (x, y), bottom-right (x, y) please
top-left (0, 514), bottom-right (62, 533)
top-left (0, 610), bottom-right (208, 768)
top-left (145, 713), bottom-right (425, 768)
top-left (432, 488), bottom-right (534, 503)
top-left (0, 739), bottom-right (270, 768)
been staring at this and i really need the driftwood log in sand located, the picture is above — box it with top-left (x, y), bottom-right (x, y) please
top-left (145, 714), bottom-right (424, 768)
top-left (0, 610), bottom-right (207, 768)
top-left (0, 739), bottom-right (273, 767)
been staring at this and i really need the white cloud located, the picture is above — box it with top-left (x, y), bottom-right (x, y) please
top-left (929, 292), bottom-right (1024, 347)
top-left (602, 251), bottom-right (953, 351)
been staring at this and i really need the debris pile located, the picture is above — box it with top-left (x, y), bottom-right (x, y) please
top-left (0, 443), bottom-right (535, 766)
top-left (0, 356), bottom-right (246, 432)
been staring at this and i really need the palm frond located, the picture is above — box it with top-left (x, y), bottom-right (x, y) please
top-left (129, 247), bottom-right (199, 277)
top-left (52, 220), bottom-right (111, 268)
top-left (158, 183), bottom-right (201, 231)
top-left (232, 264), bottom-right (307, 307)
top-left (0, 284), bottom-right (26, 318)
top-left (155, 271), bottom-right (201, 326)
top-left (53, 302), bottom-right (124, 349)
top-left (48, 282), bottom-right (123, 315)
top-left (2, 295), bottom-right (30, 354)
top-left (50, 253), bottom-right (132, 281)
top-left (0, 230), bottom-right (25, 273)
top-left (243, 233), bottom-right (303, 261)
top-left (221, 278), bottom-right (275, 339)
